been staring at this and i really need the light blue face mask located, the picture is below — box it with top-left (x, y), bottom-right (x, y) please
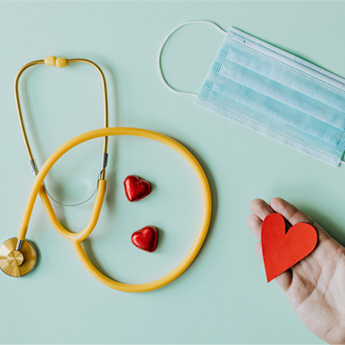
top-left (159, 21), bottom-right (345, 167)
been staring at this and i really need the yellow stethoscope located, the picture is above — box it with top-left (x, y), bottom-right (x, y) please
top-left (0, 56), bottom-right (212, 292)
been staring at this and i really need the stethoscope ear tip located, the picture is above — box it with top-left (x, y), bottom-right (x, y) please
top-left (0, 238), bottom-right (37, 277)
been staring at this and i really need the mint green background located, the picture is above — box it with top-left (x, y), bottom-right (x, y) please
top-left (0, 1), bottom-right (344, 344)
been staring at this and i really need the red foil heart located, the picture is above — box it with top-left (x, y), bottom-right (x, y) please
top-left (262, 213), bottom-right (318, 282)
top-left (124, 175), bottom-right (151, 202)
top-left (131, 226), bottom-right (158, 252)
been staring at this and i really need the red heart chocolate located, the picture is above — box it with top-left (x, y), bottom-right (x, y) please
top-left (262, 213), bottom-right (317, 282)
top-left (131, 226), bottom-right (158, 252)
top-left (124, 175), bottom-right (151, 202)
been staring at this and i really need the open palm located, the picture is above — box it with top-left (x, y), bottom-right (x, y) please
top-left (247, 198), bottom-right (345, 344)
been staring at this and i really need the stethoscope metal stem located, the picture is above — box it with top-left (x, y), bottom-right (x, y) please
top-left (15, 239), bottom-right (23, 251)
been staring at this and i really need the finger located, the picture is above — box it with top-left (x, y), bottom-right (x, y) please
top-left (249, 198), bottom-right (275, 221)
top-left (276, 270), bottom-right (292, 291)
top-left (269, 197), bottom-right (314, 225)
top-left (269, 197), bottom-right (330, 242)
top-left (247, 214), bottom-right (263, 239)
top-left (255, 241), bottom-right (292, 291)
top-left (255, 241), bottom-right (263, 261)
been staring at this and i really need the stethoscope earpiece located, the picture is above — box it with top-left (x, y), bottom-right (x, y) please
top-left (44, 55), bottom-right (68, 68)
top-left (0, 238), bottom-right (37, 277)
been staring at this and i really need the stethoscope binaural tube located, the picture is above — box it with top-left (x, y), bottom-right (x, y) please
top-left (15, 56), bottom-right (109, 205)
top-left (16, 127), bottom-right (212, 292)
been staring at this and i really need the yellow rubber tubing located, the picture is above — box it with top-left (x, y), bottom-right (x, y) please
top-left (17, 127), bottom-right (212, 292)
top-left (38, 181), bottom-right (107, 242)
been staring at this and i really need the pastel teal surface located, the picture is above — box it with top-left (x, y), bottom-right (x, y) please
top-left (0, 1), bottom-right (344, 344)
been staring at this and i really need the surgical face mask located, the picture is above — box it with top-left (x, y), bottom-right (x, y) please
top-left (159, 21), bottom-right (345, 167)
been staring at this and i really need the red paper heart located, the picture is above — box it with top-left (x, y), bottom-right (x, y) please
top-left (124, 175), bottom-right (151, 202)
top-left (131, 226), bottom-right (158, 252)
top-left (262, 213), bottom-right (317, 282)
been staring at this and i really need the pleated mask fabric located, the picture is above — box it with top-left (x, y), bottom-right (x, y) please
top-left (196, 27), bottom-right (345, 166)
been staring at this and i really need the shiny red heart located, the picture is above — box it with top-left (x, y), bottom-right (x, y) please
top-left (262, 213), bottom-right (317, 282)
top-left (124, 175), bottom-right (151, 202)
top-left (131, 226), bottom-right (158, 252)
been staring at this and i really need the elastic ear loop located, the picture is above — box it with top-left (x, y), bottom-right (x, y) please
top-left (158, 20), bottom-right (227, 96)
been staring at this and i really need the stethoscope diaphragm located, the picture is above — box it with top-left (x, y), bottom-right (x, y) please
top-left (0, 238), bottom-right (37, 277)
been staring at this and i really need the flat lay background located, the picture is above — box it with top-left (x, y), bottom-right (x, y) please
top-left (0, 1), bottom-right (344, 344)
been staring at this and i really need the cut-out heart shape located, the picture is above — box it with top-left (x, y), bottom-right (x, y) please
top-left (124, 175), bottom-right (151, 202)
top-left (262, 213), bottom-right (317, 282)
top-left (131, 226), bottom-right (158, 252)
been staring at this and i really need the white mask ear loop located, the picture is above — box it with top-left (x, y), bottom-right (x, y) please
top-left (158, 20), bottom-right (227, 96)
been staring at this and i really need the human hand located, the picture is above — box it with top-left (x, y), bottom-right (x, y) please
top-left (247, 198), bottom-right (345, 344)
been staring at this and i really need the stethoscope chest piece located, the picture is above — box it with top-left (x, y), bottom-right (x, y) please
top-left (0, 238), bottom-right (37, 277)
